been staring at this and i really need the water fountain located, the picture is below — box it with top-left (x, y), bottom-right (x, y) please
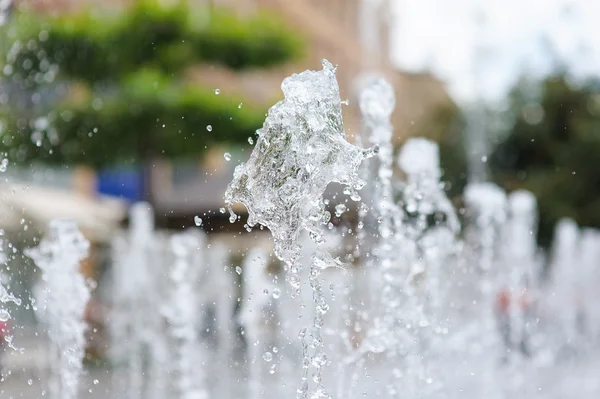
top-left (502, 190), bottom-right (538, 358)
top-left (354, 77), bottom-right (411, 398)
top-left (461, 182), bottom-right (507, 399)
top-left (110, 202), bottom-right (169, 399)
top-left (204, 241), bottom-right (238, 399)
top-left (578, 228), bottom-right (600, 348)
top-left (239, 247), bottom-right (272, 399)
top-left (0, 51), bottom-right (599, 399)
top-left (26, 220), bottom-right (90, 399)
top-left (548, 218), bottom-right (581, 354)
top-left (164, 229), bottom-right (208, 399)
top-left (225, 60), bottom-right (377, 399)
top-left (0, 234), bottom-right (19, 327)
top-left (396, 137), bottom-right (461, 398)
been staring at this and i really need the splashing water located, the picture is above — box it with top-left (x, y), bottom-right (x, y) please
top-left (353, 78), bottom-right (404, 369)
top-left (26, 220), bottom-right (90, 399)
top-left (225, 60), bottom-right (376, 399)
top-left (225, 60), bottom-right (375, 269)
top-left (0, 235), bottom-right (20, 324)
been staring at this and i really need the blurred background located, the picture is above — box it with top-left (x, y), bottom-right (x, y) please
top-left (0, 0), bottom-right (599, 393)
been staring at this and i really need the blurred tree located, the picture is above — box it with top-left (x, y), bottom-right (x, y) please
top-left (0, 0), bottom-right (302, 172)
top-left (490, 74), bottom-right (600, 246)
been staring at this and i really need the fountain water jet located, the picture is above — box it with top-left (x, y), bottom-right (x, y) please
top-left (548, 218), bottom-right (581, 354)
top-left (239, 248), bottom-right (272, 399)
top-left (462, 182), bottom-right (507, 398)
top-left (396, 137), bottom-right (461, 398)
top-left (225, 60), bottom-right (376, 399)
top-left (111, 202), bottom-right (168, 399)
top-left (502, 190), bottom-right (538, 359)
top-left (164, 229), bottom-right (208, 399)
top-left (0, 235), bottom-right (20, 325)
top-left (26, 220), bottom-right (90, 399)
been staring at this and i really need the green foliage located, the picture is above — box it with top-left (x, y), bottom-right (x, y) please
top-left (2, 0), bottom-right (303, 84)
top-left (2, 69), bottom-right (263, 167)
top-left (0, 0), bottom-right (303, 168)
top-left (490, 74), bottom-right (600, 245)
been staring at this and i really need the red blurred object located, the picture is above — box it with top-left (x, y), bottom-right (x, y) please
top-left (0, 319), bottom-right (11, 341)
top-left (496, 289), bottom-right (530, 312)
top-left (497, 290), bottom-right (510, 312)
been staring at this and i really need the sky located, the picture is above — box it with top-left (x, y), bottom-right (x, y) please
top-left (389, 0), bottom-right (600, 104)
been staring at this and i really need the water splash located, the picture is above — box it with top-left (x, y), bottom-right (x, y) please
top-left (26, 220), bottom-right (90, 399)
top-left (0, 234), bottom-right (20, 324)
top-left (353, 78), bottom-right (404, 369)
top-left (225, 60), bottom-right (375, 270)
top-left (225, 60), bottom-right (375, 399)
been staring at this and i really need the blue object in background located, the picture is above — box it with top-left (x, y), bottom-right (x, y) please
top-left (97, 167), bottom-right (144, 202)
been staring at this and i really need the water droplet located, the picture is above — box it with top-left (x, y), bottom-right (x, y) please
top-left (358, 221), bottom-right (364, 229)
top-left (27, 379), bottom-right (33, 386)
top-left (238, 103), bottom-right (243, 108)
top-left (235, 266), bottom-right (242, 275)
top-left (194, 216), bottom-right (203, 226)
top-left (262, 351), bottom-right (273, 362)
top-left (269, 364), bottom-right (277, 374)
top-left (334, 204), bottom-right (347, 217)
top-left (93, 379), bottom-right (99, 385)
top-left (272, 288), bottom-right (281, 299)
top-left (219, 207), bottom-right (226, 214)
top-left (224, 152), bottom-right (231, 161)
top-left (214, 89), bottom-right (220, 95)
top-left (206, 125), bottom-right (213, 132)
top-left (248, 137), bottom-right (254, 145)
